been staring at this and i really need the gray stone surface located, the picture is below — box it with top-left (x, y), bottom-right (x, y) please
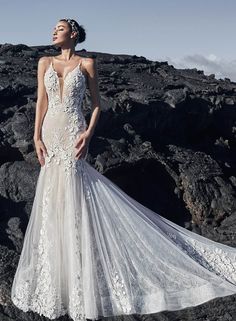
top-left (0, 43), bottom-right (236, 320)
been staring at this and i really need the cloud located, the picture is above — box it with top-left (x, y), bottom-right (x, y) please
top-left (164, 54), bottom-right (236, 82)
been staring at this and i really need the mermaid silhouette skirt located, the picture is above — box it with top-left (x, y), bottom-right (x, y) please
top-left (11, 58), bottom-right (236, 321)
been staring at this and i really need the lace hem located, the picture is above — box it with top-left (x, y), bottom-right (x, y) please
top-left (11, 280), bottom-right (236, 321)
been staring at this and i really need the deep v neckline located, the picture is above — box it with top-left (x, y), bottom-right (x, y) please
top-left (50, 57), bottom-right (84, 104)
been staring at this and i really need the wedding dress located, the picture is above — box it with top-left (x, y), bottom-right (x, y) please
top-left (11, 56), bottom-right (236, 321)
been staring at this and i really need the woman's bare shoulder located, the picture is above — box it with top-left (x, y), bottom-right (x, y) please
top-left (81, 57), bottom-right (97, 72)
top-left (39, 56), bottom-right (51, 61)
top-left (80, 56), bottom-right (95, 64)
top-left (38, 56), bottom-right (51, 67)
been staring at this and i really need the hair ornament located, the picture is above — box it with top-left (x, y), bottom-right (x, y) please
top-left (64, 18), bottom-right (79, 44)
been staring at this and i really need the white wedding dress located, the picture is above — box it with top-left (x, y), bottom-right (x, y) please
top-left (11, 56), bottom-right (236, 321)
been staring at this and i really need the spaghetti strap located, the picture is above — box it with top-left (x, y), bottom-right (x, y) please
top-left (50, 56), bottom-right (54, 70)
top-left (78, 58), bottom-right (83, 75)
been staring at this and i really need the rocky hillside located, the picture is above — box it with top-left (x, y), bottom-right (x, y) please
top-left (0, 43), bottom-right (236, 321)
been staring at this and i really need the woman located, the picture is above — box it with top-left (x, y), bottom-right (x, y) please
top-left (11, 18), bottom-right (236, 321)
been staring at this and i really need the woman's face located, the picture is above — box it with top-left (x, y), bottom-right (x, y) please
top-left (52, 21), bottom-right (76, 47)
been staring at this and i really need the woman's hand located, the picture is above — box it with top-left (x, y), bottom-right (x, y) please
top-left (74, 130), bottom-right (92, 160)
top-left (34, 138), bottom-right (48, 167)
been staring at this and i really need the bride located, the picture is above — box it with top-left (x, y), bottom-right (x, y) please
top-left (11, 18), bottom-right (236, 321)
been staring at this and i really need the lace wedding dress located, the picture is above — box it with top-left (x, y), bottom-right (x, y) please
top-left (11, 56), bottom-right (236, 321)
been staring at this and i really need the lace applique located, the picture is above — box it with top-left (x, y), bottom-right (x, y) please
top-left (167, 231), bottom-right (236, 284)
top-left (68, 208), bottom-right (85, 321)
top-left (185, 238), bottom-right (236, 284)
top-left (42, 60), bottom-right (88, 178)
top-left (69, 274), bottom-right (86, 321)
top-left (12, 186), bottom-right (67, 319)
top-left (31, 185), bottom-right (66, 318)
top-left (111, 268), bottom-right (132, 314)
top-left (43, 61), bottom-right (86, 115)
top-left (43, 129), bottom-right (84, 177)
top-left (43, 135), bottom-right (87, 179)
top-left (43, 67), bottom-right (58, 113)
top-left (79, 161), bottom-right (92, 200)
top-left (11, 279), bottom-right (31, 312)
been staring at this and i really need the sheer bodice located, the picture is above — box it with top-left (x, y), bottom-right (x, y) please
top-left (42, 57), bottom-right (87, 175)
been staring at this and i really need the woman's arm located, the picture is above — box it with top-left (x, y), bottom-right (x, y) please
top-left (85, 57), bottom-right (101, 137)
top-left (33, 56), bottom-right (49, 141)
top-left (33, 57), bottom-right (49, 166)
top-left (75, 57), bottom-right (102, 159)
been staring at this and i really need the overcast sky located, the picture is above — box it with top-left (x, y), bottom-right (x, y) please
top-left (1, 0), bottom-right (236, 81)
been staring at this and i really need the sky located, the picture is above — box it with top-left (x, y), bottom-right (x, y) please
top-left (1, 0), bottom-right (236, 81)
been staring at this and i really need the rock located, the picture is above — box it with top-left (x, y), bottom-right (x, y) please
top-left (1, 44), bottom-right (236, 321)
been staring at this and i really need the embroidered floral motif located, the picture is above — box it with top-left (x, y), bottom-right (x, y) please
top-left (43, 129), bottom-right (85, 178)
top-left (31, 185), bottom-right (65, 318)
top-left (12, 186), bottom-right (67, 319)
top-left (69, 274), bottom-right (86, 321)
top-left (167, 231), bottom-right (236, 284)
top-left (65, 206), bottom-right (85, 321)
top-left (43, 61), bottom-right (86, 114)
top-left (111, 268), bottom-right (132, 314)
top-left (11, 279), bottom-right (31, 312)
top-left (42, 60), bottom-right (88, 178)
top-left (185, 238), bottom-right (236, 284)
top-left (79, 161), bottom-right (92, 200)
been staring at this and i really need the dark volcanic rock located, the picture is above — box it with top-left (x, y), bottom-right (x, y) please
top-left (0, 43), bottom-right (236, 321)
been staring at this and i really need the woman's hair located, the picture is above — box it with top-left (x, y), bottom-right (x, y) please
top-left (59, 18), bottom-right (86, 46)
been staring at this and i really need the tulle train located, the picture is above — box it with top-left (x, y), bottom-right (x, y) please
top-left (11, 159), bottom-right (236, 321)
